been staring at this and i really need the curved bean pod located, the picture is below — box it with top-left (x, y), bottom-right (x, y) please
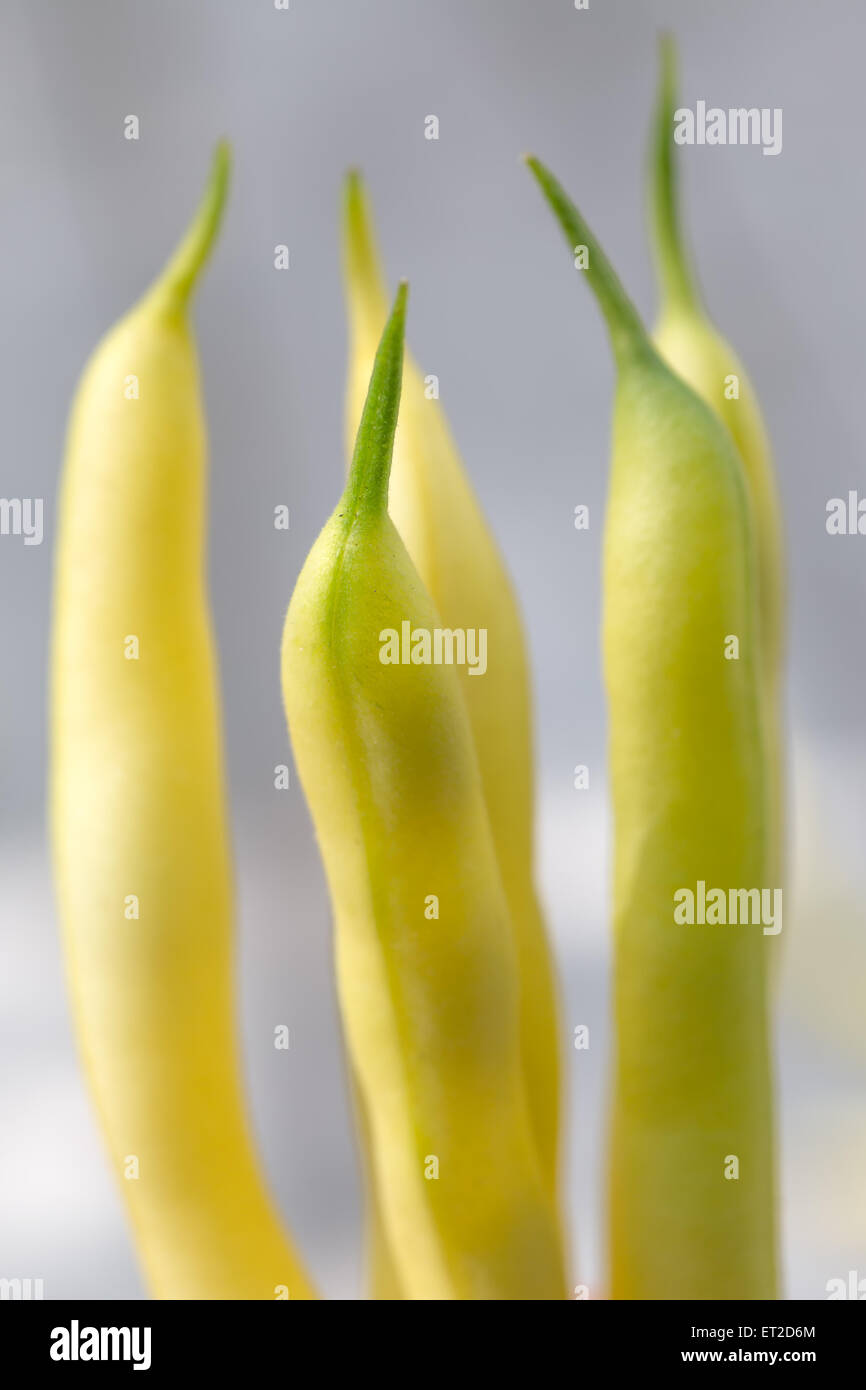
top-left (52, 146), bottom-right (315, 1300)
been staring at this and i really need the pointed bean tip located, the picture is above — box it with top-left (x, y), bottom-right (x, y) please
top-left (659, 31), bottom-right (678, 79)
top-left (155, 142), bottom-right (231, 309)
top-left (524, 155), bottom-right (549, 189)
top-left (343, 168), bottom-right (371, 236)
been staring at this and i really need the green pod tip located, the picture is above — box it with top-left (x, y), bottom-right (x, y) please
top-left (524, 154), bottom-right (650, 367)
top-left (651, 33), bottom-right (700, 312)
top-left (343, 281), bottom-right (409, 520)
top-left (157, 140), bottom-right (232, 307)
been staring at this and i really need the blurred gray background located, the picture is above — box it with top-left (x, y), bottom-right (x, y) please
top-left (1, 0), bottom-right (865, 1300)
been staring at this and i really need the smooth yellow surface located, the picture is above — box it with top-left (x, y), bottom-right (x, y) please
top-left (653, 311), bottom-right (785, 883)
top-left (283, 288), bottom-right (565, 1300)
top-left (342, 174), bottom-right (562, 1231)
top-left (51, 147), bottom-right (315, 1300)
top-left (606, 358), bottom-right (777, 1299)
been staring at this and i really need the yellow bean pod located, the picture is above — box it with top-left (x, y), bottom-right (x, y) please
top-left (341, 174), bottom-right (562, 1223)
top-left (282, 283), bottom-right (564, 1301)
top-left (527, 156), bottom-right (778, 1300)
top-left (650, 35), bottom-right (786, 887)
top-left (51, 145), bottom-right (315, 1301)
